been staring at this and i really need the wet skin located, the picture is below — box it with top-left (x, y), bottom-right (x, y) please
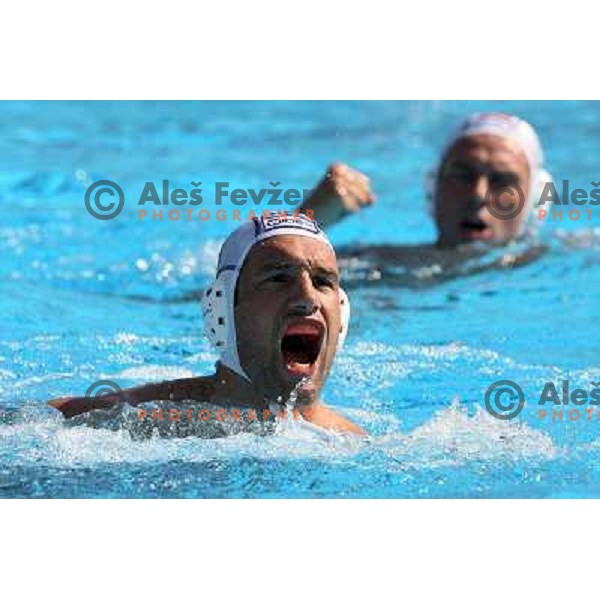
top-left (49, 235), bottom-right (365, 436)
top-left (434, 133), bottom-right (531, 247)
top-left (235, 235), bottom-right (343, 405)
top-left (300, 134), bottom-right (538, 285)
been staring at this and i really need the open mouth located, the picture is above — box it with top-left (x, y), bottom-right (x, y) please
top-left (460, 216), bottom-right (492, 240)
top-left (280, 322), bottom-right (324, 377)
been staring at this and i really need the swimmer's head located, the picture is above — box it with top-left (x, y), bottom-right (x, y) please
top-left (202, 214), bottom-right (350, 402)
top-left (427, 113), bottom-right (551, 247)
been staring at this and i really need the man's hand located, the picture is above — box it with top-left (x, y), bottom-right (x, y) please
top-left (301, 163), bottom-right (375, 228)
top-left (48, 393), bottom-right (123, 419)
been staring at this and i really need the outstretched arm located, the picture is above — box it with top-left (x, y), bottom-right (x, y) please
top-left (48, 393), bottom-right (123, 419)
top-left (48, 377), bottom-right (215, 419)
top-left (300, 163), bottom-right (375, 228)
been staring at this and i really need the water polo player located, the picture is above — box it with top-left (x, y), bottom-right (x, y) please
top-left (302, 112), bottom-right (552, 247)
top-left (49, 214), bottom-right (365, 436)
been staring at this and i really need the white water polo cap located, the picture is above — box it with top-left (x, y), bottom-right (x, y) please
top-left (447, 112), bottom-right (544, 171)
top-left (202, 214), bottom-right (350, 380)
top-left (426, 112), bottom-right (552, 220)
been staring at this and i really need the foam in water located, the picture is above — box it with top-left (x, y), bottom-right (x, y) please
top-left (0, 395), bottom-right (560, 472)
top-left (374, 399), bottom-right (559, 468)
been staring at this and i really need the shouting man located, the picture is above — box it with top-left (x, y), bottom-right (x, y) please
top-left (49, 214), bottom-right (365, 436)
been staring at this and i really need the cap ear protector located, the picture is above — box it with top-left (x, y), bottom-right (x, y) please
top-left (202, 278), bottom-right (351, 352)
top-left (201, 270), bottom-right (234, 351)
top-left (337, 287), bottom-right (351, 350)
top-left (529, 168), bottom-right (553, 210)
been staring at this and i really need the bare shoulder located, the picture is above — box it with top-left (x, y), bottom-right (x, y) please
top-left (126, 376), bottom-right (217, 404)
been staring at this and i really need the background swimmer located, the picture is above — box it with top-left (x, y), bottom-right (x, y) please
top-left (48, 215), bottom-right (365, 436)
top-left (302, 113), bottom-right (552, 276)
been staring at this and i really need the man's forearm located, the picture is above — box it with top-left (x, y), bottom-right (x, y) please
top-left (300, 191), bottom-right (347, 228)
top-left (48, 377), bottom-right (213, 419)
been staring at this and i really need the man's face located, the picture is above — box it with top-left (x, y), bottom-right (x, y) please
top-left (434, 134), bottom-right (531, 247)
top-left (234, 235), bottom-right (342, 403)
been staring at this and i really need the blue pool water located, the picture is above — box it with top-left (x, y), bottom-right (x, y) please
top-left (1, 100), bottom-right (599, 498)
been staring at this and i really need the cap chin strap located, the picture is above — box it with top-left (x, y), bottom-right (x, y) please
top-left (202, 274), bottom-right (351, 382)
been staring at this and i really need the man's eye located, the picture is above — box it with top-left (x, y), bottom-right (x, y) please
top-left (265, 273), bottom-right (290, 283)
top-left (313, 275), bottom-right (335, 289)
top-left (489, 173), bottom-right (518, 187)
top-left (445, 167), bottom-right (473, 183)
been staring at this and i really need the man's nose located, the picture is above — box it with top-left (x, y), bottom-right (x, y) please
top-left (475, 175), bottom-right (490, 202)
top-left (467, 176), bottom-right (489, 211)
top-left (288, 272), bottom-right (320, 315)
